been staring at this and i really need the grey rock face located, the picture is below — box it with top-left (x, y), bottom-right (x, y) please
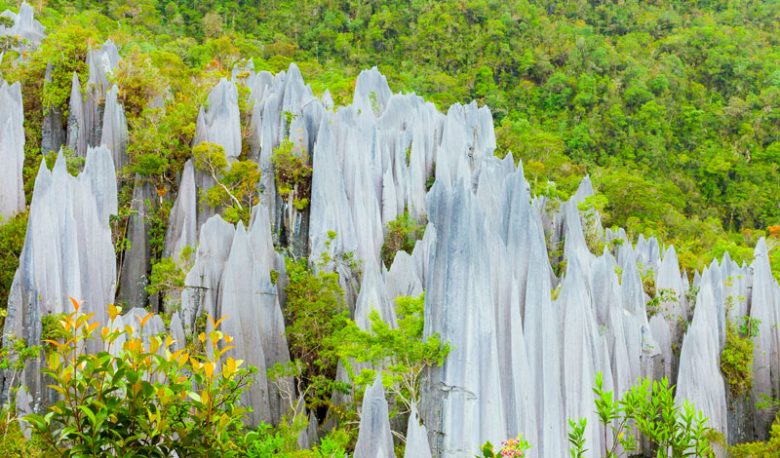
top-left (0, 2), bottom-right (45, 51)
top-left (3, 149), bottom-right (116, 408)
top-left (421, 183), bottom-right (507, 455)
top-left (749, 238), bottom-right (780, 439)
top-left (175, 204), bottom-right (291, 425)
top-left (354, 375), bottom-right (395, 458)
top-left (404, 404), bottom-right (432, 458)
top-left (41, 64), bottom-right (65, 154)
top-left (101, 85), bottom-right (129, 172)
top-left (675, 270), bottom-right (729, 443)
top-left (194, 78), bottom-right (241, 159)
top-left (219, 223), bottom-right (272, 425)
top-left (66, 72), bottom-right (86, 155)
top-left (118, 178), bottom-right (155, 309)
top-left (0, 80), bottom-right (25, 220)
top-left (164, 160), bottom-right (198, 263)
top-left (85, 41), bottom-right (120, 149)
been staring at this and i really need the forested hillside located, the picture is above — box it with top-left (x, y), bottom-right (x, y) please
top-left (1, 0), bottom-right (778, 286)
top-left (0, 1), bottom-right (779, 456)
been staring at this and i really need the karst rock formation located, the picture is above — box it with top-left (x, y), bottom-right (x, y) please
top-left (0, 11), bottom-right (778, 456)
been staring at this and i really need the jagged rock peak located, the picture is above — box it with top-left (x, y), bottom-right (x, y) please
top-left (0, 80), bottom-right (25, 219)
top-left (101, 84), bottom-right (129, 170)
top-left (194, 78), bottom-right (242, 159)
top-left (87, 40), bottom-right (120, 94)
top-left (354, 375), bottom-right (395, 458)
top-left (0, 2), bottom-right (45, 50)
top-left (3, 146), bottom-right (117, 407)
top-left (353, 66), bottom-right (392, 117)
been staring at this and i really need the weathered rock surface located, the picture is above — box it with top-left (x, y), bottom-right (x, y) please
top-left (0, 80), bottom-right (25, 220)
top-left (0, 2), bottom-right (44, 51)
top-left (194, 78), bottom-right (241, 159)
top-left (354, 375), bottom-right (395, 458)
top-left (2, 148), bottom-right (117, 407)
top-left (118, 178), bottom-right (155, 309)
top-left (6, 61), bottom-right (780, 455)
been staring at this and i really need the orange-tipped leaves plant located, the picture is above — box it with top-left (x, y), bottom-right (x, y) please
top-left (26, 298), bottom-right (256, 457)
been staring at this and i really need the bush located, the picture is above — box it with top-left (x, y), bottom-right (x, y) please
top-left (721, 315), bottom-right (759, 397)
top-left (334, 294), bottom-right (450, 416)
top-left (730, 416), bottom-right (780, 457)
top-left (569, 372), bottom-right (715, 457)
top-left (282, 256), bottom-right (350, 417)
top-left (26, 298), bottom-right (255, 457)
top-left (0, 212), bottom-right (27, 312)
top-left (380, 210), bottom-right (425, 268)
top-left (193, 142), bottom-right (261, 224)
top-left (272, 139), bottom-right (312, 211)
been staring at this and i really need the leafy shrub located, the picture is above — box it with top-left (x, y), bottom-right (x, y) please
top-left (721, 315), bottom-right (759, 397)
top-left (193, 142), bottom-right (261, 224)
top-left (645, 288), bottom-right (678, 319)
top-left (335, 294), bottom-right (450, 414)
top-left (26, 298), bottom-right (255, 457)
top-left (272, 139), bottom-right (312, 211)
top-left (282, 257), bottom-right (350, 416)
top-left (380, 210), bottom-right (425, 268)
top-left (730, 416), bottom-right (780, 457)
top-left (569, 372), bottom-right (715, 457)
top-left (0, 212), bottom-right (27, 311)
top-left (239, 420), bottom-right (349, 458)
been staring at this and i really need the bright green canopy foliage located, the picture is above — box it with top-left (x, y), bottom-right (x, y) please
top-left (0, 0), bottom-right (777, 311)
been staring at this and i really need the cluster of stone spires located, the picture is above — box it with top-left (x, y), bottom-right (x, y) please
top-left (1, 6), bottom-right (780, 457)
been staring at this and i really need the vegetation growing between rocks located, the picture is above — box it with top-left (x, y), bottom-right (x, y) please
top-left (569, 372), bottom-right (716, 457)
top-left (720, 315), bottom-right (759, 397)
top-left (380, 210), bottom-right (425, 268)
top-left (272, 139), bottom-right (313, 212)
top-left (193, 142), bottom-right (261, 224)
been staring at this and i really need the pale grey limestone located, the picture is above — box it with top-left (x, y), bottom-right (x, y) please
top-left (3, 149), bottom-right (116, 407)
top-left (0, 2), bottom-right (44, 51)
top-left (421, 182), bottom-right (506, 456)
top-left (118, 178), bottom-right (154, 309)
top-left (749, 238), bottom-right (780, 439)
top-left (41, 64), bottom-right (65, 154)
top-left (100, 85), bottom-right (128, 171)
top-left (66, 72), bottom-right (86, 155)
top-left (0, 80), bottom-right (25, 220)
top-left (85, 41), bottom-right (120, 149)
top-left (219, 223), bottom-right (272, 425)
top-left (676, 269), bottom-right (729, 445)
top-left (404, 404), bottom-right (432, 458)
top-left (354, 375), bottom-right (395, 458)
top-left (164, 160), bottom-right (198, 263)
top-left (179, 215), bottom-right (235, 331)
top-left (194, 78), bottom-right (241, 159)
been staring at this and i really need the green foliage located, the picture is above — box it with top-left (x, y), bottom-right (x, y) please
top-left (146, 251), bottom-right (192, 304)
top-left (574, 372), bottom-right (715, 458)
top-left (380, 210), bottom-right (425, 268)
top-left (646, 288), bottom-right (679, 319)
top-left (721, 315), bottom-right (759, 397)
top-left (730, 416), bottom-right (780, 458)
top-left (578, 194), bottom-right (607, 254)
top-left (0, 212), bottom-right (27, 310)
top-left (334, 293), bottom-right (450, 413)
top-left (43, 148), bottom-right (85, 176)
top-left (239, 419), bottom-right (349, 458)
top-left (567, 418), bottom-right (588, 458)
top-left (26, 300), bottom-right (254, 457)
top-left (282, 256), bottom-right (350, 416)
top-left (193, 142), bottom-right (261, 224)
top-left (272, 139), bottom-right (313, 211)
